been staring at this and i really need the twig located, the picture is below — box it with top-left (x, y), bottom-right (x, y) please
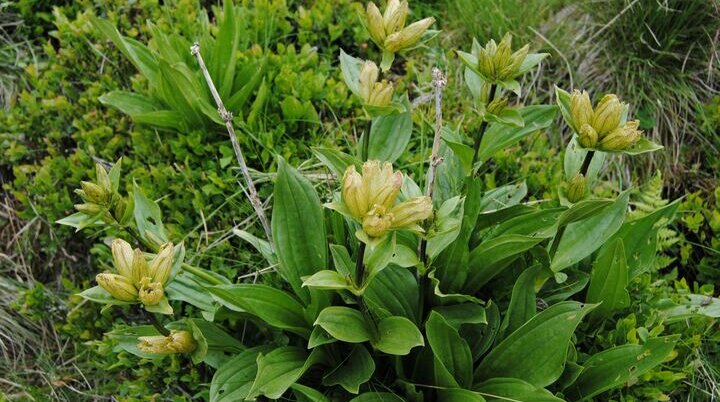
top-left (190, 43), bottom-right (274, 249)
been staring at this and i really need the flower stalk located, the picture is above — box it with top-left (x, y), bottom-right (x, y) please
top-left (471, 83), bottom-right (498, 168)
top-left (190, 43), bottom-right (273, 249)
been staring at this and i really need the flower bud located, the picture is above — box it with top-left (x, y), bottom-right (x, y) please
top-left (383, 17), bottom-right (435, 53)
top-left (487, 97), bottom-right (508, 115)
top-left (493, 34), bottom-right (513, 74)
top-left (599, 120), bottom-right (642, 151)
top-left (113, 198), bottom-right (127, 221)
top-left (138, 277), bottom-right (164, 306)
top-left (96, 273), bottom-right (137, 302)
top-left (137, 330), bottom-right (197, 354)
top-left (74, 203), bottom-right (102, 215)
top-left (578, 123), bottom-right (598, 148)
top-left (366, 2), bottom-right (386, 45)
top-left (570, 90), bottom-right (593, 130)
top-left (111, 238), bottom-right (134, 279)
top-left (359, 61), bottom-right (380, 103)
top-left (390, 196), bottom-right (432, 229)
top-left (95, 163), bottom-right (111, 193)
top-left (591, 94), bottom-right (623, 136)
top-left (131, 248), bottom-right (149, 286)
top-left (144, 230), bottom-right (166, 250)
top-left (502, 44), bottom-right (529, 78)
top-left (368, 81), bottom-right (394, 107)
top-left (149, 242), bottom-right (174, 285)
top-left (383, 0), bottom-right (408, 34)
top-left (362, 205), bottom-right (394, 238)
top-left (567, 173), bottom-right (587, 203)
top-left (364, 161), bottom-right (402, 210)
top-left (342, 166), bottom-right (368, 219)
top-left (81, 181), bottom-right (108, 204)
top-left (477, 43), bottom-right (497, 80)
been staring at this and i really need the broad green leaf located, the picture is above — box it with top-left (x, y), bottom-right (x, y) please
top-left (144, 296), bottom-right (173, 315)
top-left (474, 378), bottom-right (563, 402)
top-left (485, 208), bottom-right (564, 239)
top-left (339, 49), bottom-right (363, 97)
top-left (585, 239), bottom-right (630, 321)
top-left (247, 347), bottom-right (324, 400)
top-left (131, 110), bottom-right (185, 131)
top-left (308, 326), bottom-right (337, 348)
top-left (427, 196), bottom-right (464, 259)
top-left (540, 269), bottom-right (590, 304)
top-left (497, 264), bottom-right (543, 341)
top-left (210, 347), bottom-right (272, 402)
top-left (622, 137), bottom-right (663, 155)
top-left (551, 190), bottom-right (630, 272)
top-left (132, 182), bottom-right (167, 244)
top-left (315, 306), bottom-right (371, 343)
top-left (371, 316), bottom-right (424, 355)
top-left (478, 182), bottom-right (527, 212)
top-left (656, 294), bottom-right (720, 321)
top-left (313, 147), bottom-right (361, 180)
top-left (185, 318), bottom-right (243, 368)
top-left (433, 304), bottom-right (487, 330)
top-left (272, 158), bottom-right (328, 304)
top-left (91, 17), bottom-right (159, 82)
top-left (226, 58), bottom-right (266, 112)
top-left (555, 86), bottom-right (575, 132)
top-left (475, 301), bottom-right (596, 387)
top-left (517, 53), bottom-right (550, 75)
top-left (209, 284), bottom-right (309, 337)
top-left (322, 345), bottom-right (375, 394)
top-left (365, 267), bottom-right (420, 323)
top-left (426, 311), bottom-right (473, 388)
top-left (484, 107), bottom-right (524, 128)
top-left (465, 234), bottom-right (544, 293)
top-left (436, 389), bottom-right (486, 401)
top-left (292, 383), bottom-right (331, 402)
top-left (368, 97), bottom-right (413, 163)
top-left (302, 270), bottom-right (352, 291)
top-left (349, 393), bottom-right (405, 402)
top-left (78, 285), bottom-right (133, 306)
top-left (609, 199), bottom-right (679, 279)
top-left (565, 336), bottom-right (679, 400)
top-left (364, 234), bottom-right (396, 286)
top-left (330, 244), bottom-right (354, 277)
top-left (56, 211), bottom-right (103, 230)
top-left (99, 91), bottom-right (160, 115)
top-left (465, 301), bottom-right (500, 362)
top-left (477, 105), bottom-right (557, 163)
top-left (556, 199), bottom-right (615, 228)
top-left (208, 0), bottom-right (238, 100)
top-left (233, 229), bottom-right (277, 265)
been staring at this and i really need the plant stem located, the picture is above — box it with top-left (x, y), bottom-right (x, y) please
top-left (362, 118), bottom-right (371, 161)
top-left (549, 151), bottom-right (596, 258)
top-left (355, 242), bottom-right (367, 286)
top-left (470, 83), bottom-right (498, 169)
top-left (146, 310), bottom-right (170, 336)
top-left (190, 43), bottom-right (273, 250)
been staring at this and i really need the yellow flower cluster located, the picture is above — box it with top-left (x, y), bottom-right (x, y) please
top-left (570, 91), bottom-right (642, 151)
top-left (365, 0), bottom-right (434, 54)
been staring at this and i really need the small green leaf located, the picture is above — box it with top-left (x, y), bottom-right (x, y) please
top-left (620, 137), bottom-right (664, 155)
top-left (339, 48), bottom-right (364, 98)
top-left (477, 105), bottom-right (557, 164)
top-left (368, 97), bottom-right (413, 163)
top-left (247, 347), bottom-right (324, 400)
top-left (465, 234), bottom-right (544, 293)
top-left (302, 270), bottom-right (352, 291)
top-left (210, 347), bottom-right (271, 402)
top-left (371, 316), bottom-right (424, 355)
top-left (78, 285), bottom-right (134, 306)
top-left (313, 147), bottom-right (361, 180)
top-left (144, 296), bottom-right (173, 315)
top-left (426, 311), bottom-right (473, 388)
top-left (322, 345), bottom-right (375, 394)
top-left (315, 306), bottom-right (372, 343)
top-left (556, 199), bottom-right (615, 228)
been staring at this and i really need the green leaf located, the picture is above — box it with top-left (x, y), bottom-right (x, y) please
top-left (364, 267), bottom-right (420, 323)
top-left (91, 17), bottom-right (159, 82)
top-left (364, 234), bottom-right (396, 287)
top-left (565, 336), bottom-right (679, 400)
top-left (464, 234), bottom-right (544, 293)
top-left (105, 325), bottom-right (165, 359)
top-left (497, 264), bottom-right (544, 341)
top-left (484, 107), bottom-right (524, 128)
top-left (485, 208), bottom-right (564, 240)
top-left (556, 199), bottom-right (615, 228)
top-left (315, 306), bottom-right (372, 343)
top-left (551, 190), bottom-right (630, 272)
top-left (99, 90), bottom-right (160, 115)
top-left (478, 182), bottom-right (527, 212)
top-left (585, 239), bottom-right (630, 321)
top-left (247, 347), bottom-right (324, 400)
top-left (477, 106), bottom-right (557, 163)
top-left (209, 284), bottom-right (309, 337)
top-left (313, 147), bottom-right (361, 180)
top-left (371, 316), bottom-right (424, 355)
top-left (563, 137), bottom-right (606, 183)
top-left (272, 157), bottom-right (328, 304)
top-left (131, 110), bottom-right (186, 131)
top-left (475, 301), bottom-right (596, 387)
top-left (322, 345), bottom-right (375, 394)
top-left (540, 269), bottom-right (590, 304)
top-left (233, 229), bottom-right (277, 266)
top-left (656, 294), bottom-right (720, 321)
top-left (426, 311), bottom-right (473, 388)
top-left (427, 196), bottom-right (464, 259)
top-left (609, 199), bottom-right (679, 279)
top-left (132, 182), bottom-right (167, 244)
top-left (292, 383), bottom-right (331, 402)
top-left (330, 244), bottom-right (354, 277)
top-left (517, 53), bottom-right (550, 75)
top-left (339, 48), bottom-right (364, 97)
top-left (349, 393), bottom-right (405, 402)
top-left (555, 86), bottom-right (575, 132)
top-left (56, 212), bottom-right (103, 230)
top-left (302, 270), bottom-right (352, 291)
top-left (185, 318), bottom-right (243, 368)
top-left (436, 389), bottom-right (486, 402)
top-left (78, 285), bottom-right (133, 306)
top-left (144, 296), bottom-right (173, 315)
top-left (432, 304), bottom-right (487, 329)
top-left (367, 97), bottom-right (413, 163)
top-left (210, 347), bottom-right (271, 402)
top-left (474, 378), bottom-right (563, 402)
top-left (621, 137), bottom-right (664, 155)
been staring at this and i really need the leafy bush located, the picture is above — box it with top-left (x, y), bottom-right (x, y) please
top-left (55, 2), bottom-right (720, 401)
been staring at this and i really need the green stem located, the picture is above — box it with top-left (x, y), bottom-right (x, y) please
top-left (470, 84), bottom-right (498, 169)
top-left (549, 151), bottom-right (596, 258)
top-left (362, 119), bottom-right (371, 161)
top-left (146, 310), bottom-right (170, 336)
top-left (354, 242), bottom-right (377, 337)
top-left (181, 263), bottom-right (224, 285)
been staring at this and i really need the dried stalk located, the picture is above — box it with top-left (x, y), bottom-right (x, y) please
top-left (190, 43), bottom-right (273, 249)
top-left (425, 67), bottom-right (447, 199)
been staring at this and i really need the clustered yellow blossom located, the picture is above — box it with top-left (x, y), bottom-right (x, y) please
top-left (96, 239), bottom-right (174, 307)
top-left (358, 60), bottom-right (394, 107)
top-left (339, 160), bottom-right (432, 239)
top-left (470, 34), bottom-right (529, 82)
top-left (365, 0), bottom-right (435, 54)
top-left (570, 91), bottom-right (643, 151)
top-left (137, 330), bottom-right (196, 355)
